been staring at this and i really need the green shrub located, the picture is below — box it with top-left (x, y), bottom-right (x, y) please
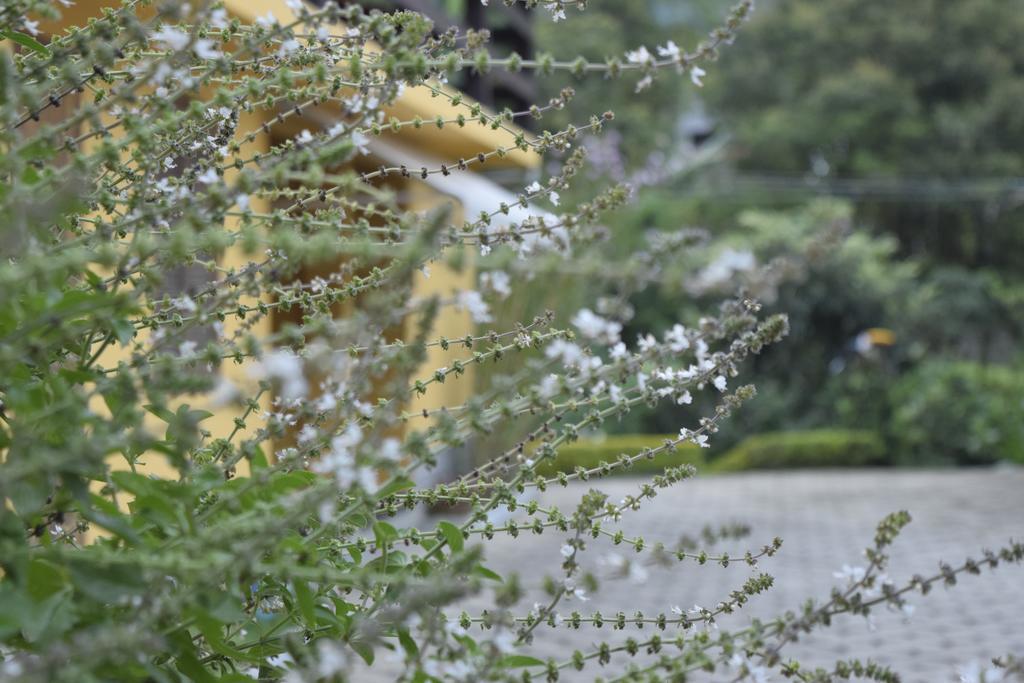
top-left (536, 434), bottom-right (704, 477)
top-left (712, 429), bottom-right (887, 471)
top-left (890, 361), bottom-right (1024, 465)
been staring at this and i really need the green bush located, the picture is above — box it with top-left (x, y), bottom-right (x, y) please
top-left (712, 430), bottom-right (887, 471)
top-left (890, 362), bottom-right (1024, 465)
top-left (536, 435), bottom-right (704, 477)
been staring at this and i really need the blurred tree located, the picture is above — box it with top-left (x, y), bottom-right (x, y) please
top-left (707, 0), bottom-right (1024, 272)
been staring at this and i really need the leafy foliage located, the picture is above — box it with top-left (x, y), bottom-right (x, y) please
top-left (0, 1), bottom-right (1021, 682)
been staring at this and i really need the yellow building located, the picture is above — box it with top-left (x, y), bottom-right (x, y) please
top-left (31, 0), bottom-right (541, 484)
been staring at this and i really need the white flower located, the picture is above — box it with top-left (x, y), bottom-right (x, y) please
top-left (635, 74), bottom-right (653, 93)
top-left (657, 40), bottom-right (681, 60)
top-left (209, 376), bottom-right (241, 408)
top-left (380, 438), bottom-right (402, 462)
top-left (480, 0), bottom-right (488, 5)
top-left (209, 9), bottom-right (228, 29)
top-left (572, 308), bottom-right (622, 345)
top-left (457, 290), bottom-right (492, 324)
top-left (538, 374), bottom-right (561, 399)
top-left (628, 563), bottom-right (648, 585)
top-left (151, 26), bottom-right (190, 51)
top-left (545, 339), bottom-right (585, 367)
top-left (832, 564), bottom-right (867, 585)
top-left (351, 130), bottom-right (371, 155)
top-left (285, 0), bottom-right (304, 12)
top-left (193, 38), bottom-right (220, 60)
top-left (296, 129), bottom-right (314, 144)
top-left (549, 191), bottom-right (560, 206)
top-left (572, 588), bottom-right (589, 601)
top-left (256, 12), bottom-right (278, 27)
top-left (680, 428), bottom-right (708, 447)
top-left (314, 640), bottom-right (347, 678)
top-left (252, 349), bottom-right (308, 400)
top-left (625, 45), bottom-right (652, 65)
top-left (492, 631), bottom-right (516, 653)
top-left (610, 342), bottom-right (628, 360)
top-left (525, 181), bottom-right (543, 194)
top-left (664, 324), bottom-right (690, 352)
top-left (540, 2), bottom-right (566, 21)
top-left (480, 270), bottom-right (511, 298)
top-left (23, 19), bottom-right (40, 36)
top-left (728, 653), bottom-right (771, 683)
top-left (690, 65), bottom-right (707, 87)
top-left (235, 193), bottom-right (250, 211)
top-left (637, 333), bottom-right (657, 352)
top-left (197, 167), bottom-right (219, 185)
top-left (670, 605), bottom-right (684, 616)
top-left (959, 660), bottom-right (1005, 683)
top-left (676, 390), bottom-right (693, 405)
top-left (444, 621), bottom-right (467, 637)
top-left (279, 38), bottom-right (300, 57)
top-left (560, 544), bottom-right (574, 558)
top-left (713, 375), bottom-right (727, 392)
top-left (297, 424), bottom-right (318, 444)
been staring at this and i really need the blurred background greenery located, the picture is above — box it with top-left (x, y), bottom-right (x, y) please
top-left (493, 0), bottom-right (1024, 472)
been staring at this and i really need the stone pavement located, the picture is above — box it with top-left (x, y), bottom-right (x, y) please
top-left (460, 467), bottom-right (1024, 682)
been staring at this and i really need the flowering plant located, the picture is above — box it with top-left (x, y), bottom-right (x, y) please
top-left (0, 1), bottom-right (1020, 681)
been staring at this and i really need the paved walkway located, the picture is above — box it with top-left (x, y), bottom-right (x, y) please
top-left (464, 467), bottom-right (1024, 682)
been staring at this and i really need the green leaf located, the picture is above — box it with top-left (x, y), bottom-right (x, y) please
top-left (376, 475), bottom-right (414, 499)
top-left (436, 521), bottom-right (464, 552)
top-left (293, 579), bottom-right (316, 629)
top-left (372, 521), bottom-right (398, 549)
top-left (1, 30), bottom-right (51, 57)
top-left (349, 639), bottom-right (375, 666)
top-left (27, 558), bottom-right (69, 601)
top-left (397, 628), bottom-right (419, 659)
top-left (472, 564), bottom-right (504, 582)
top-left (498, 655), bottom-right (546, 668)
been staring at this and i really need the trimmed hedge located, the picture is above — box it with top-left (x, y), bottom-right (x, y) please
top-left (890, 361), bottom-right (1024, 465)
top-left (536, 434), bottom-right (704, 477)
top-left (711, 429), bottom-right (886, 471)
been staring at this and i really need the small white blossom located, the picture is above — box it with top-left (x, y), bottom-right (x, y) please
top-left (278, 38), bottom-right (300, 57)
top-left (690, 65), bottom-right (707, 87)
top-left (625, 45), bottom-right (653, 65)
top-left (256, 12), bottom-right (278, 27)
top-left (572, 308), bottom-right (622, 344)
top-left (958, 661), bottom-right (1005, 683)
top-left (457, 290), bottom-right (493, 324)
top-left (480, 270), bottom-right (511, 298)
top-left (657, 40), bottom-right (681, 60)
top-left (314, 640), bottom-right (347, 678)
top-left (664, 324), bottom-right (690, 352)
top-left (538, 374), bottom-right (561, 399)
top-left (833, 564), bottom-right (867, 585)
top-left (351, 130), bottom-right (371, 155)
top-left (192, 38), bottom-right (220, 60)
top-left (379, 438), bottom-right (402, 463)
top-left (23, 19), bottom-right (40, 36)
top-left (251, 349), bottom-right (308, 400)
top-left (713, 375), bottom-right (728, 392)
top-left (151, 26), bottom-right (190, 51)
top-left (197, 167), bottom-right (219, 185)
top-left (560, 544), bottom-right (574, 558)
